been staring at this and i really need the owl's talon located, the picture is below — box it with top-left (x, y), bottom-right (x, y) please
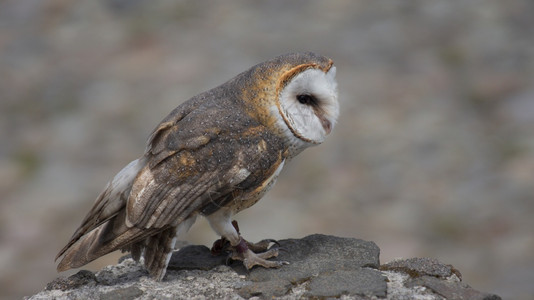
top-left (264, 239), bottom-right (281, 247)
top-left (228, 237), bottom-right (289, 270)
top-left (276, 247), bottom-right (288, 253)
top-left (246, 238), bottom-right (279, 252)
top-left (242, 249), bottom-right (288, 270)
top-left (255, 247), bottom-right (279, 260)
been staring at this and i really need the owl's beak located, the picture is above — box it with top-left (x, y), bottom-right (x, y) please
top-left (320, 116), bottom-right (332, 135)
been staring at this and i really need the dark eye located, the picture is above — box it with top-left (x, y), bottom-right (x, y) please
top-left (296, 94), bottom-right (318, 106)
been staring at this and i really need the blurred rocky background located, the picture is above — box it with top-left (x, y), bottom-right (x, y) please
top-left (1, 1), bottom-right (532, 299)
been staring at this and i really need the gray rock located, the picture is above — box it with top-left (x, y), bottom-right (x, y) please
top-left (168, 244), bottom-right (228, 271)
top-left (306, 269), bottom-right (387, 298)
top-left (237, 279), bottom-right (292, 299)
top-left (382, 258), bottom-right (502, 300)
top-left (100, 286), bottom-right (144, 300)
top-left (406, 276), bottom-right (502, 300)
top-left (380, 257), bottom-right (461, 279)
top-left (28, 235), bottom-right (501, 299)
top-left (44, 270), bottom-right (97, 291)
top-left (236, 234), bottom-right (382, 298)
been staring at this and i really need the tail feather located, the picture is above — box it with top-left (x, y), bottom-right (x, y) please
top-left (56, 210), bottom-right (158, 272)
top-left (143, 227), bottom-right (178, 280)
top-left (57, 215), bottom-right (197, 281)
top-left (56, 158), bottom-right (145, 264)
top-left (128, 241), bottom-right (144, 262)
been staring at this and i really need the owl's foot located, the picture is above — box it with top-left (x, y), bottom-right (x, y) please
top-left (210, 220), bottom-right (288, 269)
top-left (231, 237), bottom-right (289, 270)
top-left (211, 220), bottom-right (280, 254)
top-left (211, 236), bottom-right (286, 268)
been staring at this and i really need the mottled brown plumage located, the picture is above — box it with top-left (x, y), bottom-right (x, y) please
top-left (56, 52), bottom-right (339, 280)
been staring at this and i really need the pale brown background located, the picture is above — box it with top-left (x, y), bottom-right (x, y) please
top-left (1, 1), bottom-right (533, 299)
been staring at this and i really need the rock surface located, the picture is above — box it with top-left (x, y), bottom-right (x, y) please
top-left (29, 235), bottom-right (501, 299)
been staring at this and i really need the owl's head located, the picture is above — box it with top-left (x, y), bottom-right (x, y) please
top-left (276, 60), bottom-right (338, 145)
top-left (237, 52), bottom-right (339, 149)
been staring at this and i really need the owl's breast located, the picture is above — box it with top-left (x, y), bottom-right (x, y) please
top-left (230, 159), bottom-right (285, 213)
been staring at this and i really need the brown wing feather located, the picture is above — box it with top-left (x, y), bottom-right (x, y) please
top-left (56, 132), bottom-right (266, 271)
top-left (126, 129), bottom-right (262, 228)
top-left (125, 99), bottom-right (256, 228)
top-left (55, 97), bottom-right (204, 265)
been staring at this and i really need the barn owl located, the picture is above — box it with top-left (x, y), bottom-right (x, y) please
top-left (56, 52), bottom-right (339, 280)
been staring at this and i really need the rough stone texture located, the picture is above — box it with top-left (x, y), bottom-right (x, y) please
top-left (306, 269), bottom-right (386, 299)
top-left (28, 235), bottom-right (501, 299)
top-left (234, 234), bottom-right (382, 298)
top-left (382, 258), bottom-right (501, 300)
top-left (44, 270), bottom-right (97, 291)
top-left (100, 286), bottom-right (144, 300)
top-left (168, 245), bottom-right (227, 271)
top-left (381, 257), bottom-right (462, 279)
top-left (406, 276), bottom-right (502, 300)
